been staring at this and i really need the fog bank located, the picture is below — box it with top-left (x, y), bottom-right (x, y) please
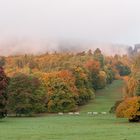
top-left (0, 38), bottom-right (128, 56)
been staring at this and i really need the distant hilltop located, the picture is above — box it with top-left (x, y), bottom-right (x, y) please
top-left (128, 44), bottom-right (140, 56)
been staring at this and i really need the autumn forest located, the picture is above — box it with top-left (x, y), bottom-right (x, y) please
top-left (0, 48), bottom-right (133, 117)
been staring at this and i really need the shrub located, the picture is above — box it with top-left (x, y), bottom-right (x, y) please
top-left (116, 97), bottom-right (140, 121)
top-left (110, 100), bottom-right (122, 113)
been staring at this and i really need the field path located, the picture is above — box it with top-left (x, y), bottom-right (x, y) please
top-left (80, 80), bottom-right (124, 113)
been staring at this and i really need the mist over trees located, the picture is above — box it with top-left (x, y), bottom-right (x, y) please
top-left (0, 38), bottom-right (129, 56)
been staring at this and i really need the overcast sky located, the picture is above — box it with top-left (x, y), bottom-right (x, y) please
top-left (0, 0), bottom-right (140, 45)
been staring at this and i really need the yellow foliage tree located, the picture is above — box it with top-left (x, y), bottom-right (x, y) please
top-left (116, 97), bottom-right (140, 120)
top-left (123, 76), bottom-right (138, 97)
top-left (97, 71), bottom-right (107, 88)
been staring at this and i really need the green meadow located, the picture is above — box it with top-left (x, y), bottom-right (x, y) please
top-left (1, 80), bottom-right (140, 140)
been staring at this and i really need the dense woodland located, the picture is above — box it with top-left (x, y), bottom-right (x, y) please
top-left (116, 53), bottom-right (140, 122)
top-left (0, 48), bottom-right (132, 118)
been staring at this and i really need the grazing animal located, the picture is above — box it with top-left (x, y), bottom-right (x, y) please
top-left (101, 112), bottom-right (107, 115)
top-left (74, 112), bottom-right (80, 115)
top-left (92, 112), bottom-right (98, 115)
top-left (58, 112), bottom-right (63, 115)
top-left (68, 112), bottom-right (74, 115)
top-left (87, 112), bottom-right (92, 115)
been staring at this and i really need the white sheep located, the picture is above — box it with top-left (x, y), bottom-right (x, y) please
top-left (58, 112), bottom-right (64, 115)
top-left (74, 112), bottom-right (80, 115)
top-left (92, 112), bottom-right (98, 115)
top-left (87, 112), bottom-right (92, 115)
top-left (68, 112), bottom-right (74, 115)
top-left (101, 112), bottom-right (107, 115)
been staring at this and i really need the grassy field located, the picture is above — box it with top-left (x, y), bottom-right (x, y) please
top-left (1, 80), bottom-right (140, 140)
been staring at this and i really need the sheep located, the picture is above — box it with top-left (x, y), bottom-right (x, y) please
top-left (58, 112), bottom-right (64, 115)
top-left (74, 112), bottom-right (80, 115)
top-left (92, 112), bottom-right (98, 115)
top-left (101, 112), bottom-right (107, 115)
top-left (87, 112), bottom-right (92, 115)
top-left (68, 112), bottom-right (74, 115)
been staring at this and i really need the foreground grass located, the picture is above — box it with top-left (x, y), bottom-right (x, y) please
top-left (1, 80), bottom-right (140, 140)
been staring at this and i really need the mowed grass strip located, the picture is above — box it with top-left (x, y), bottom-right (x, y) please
top-left (1, 80), bottom-right (140, 140)
top-left (80, 80), bottom-right (123, 113)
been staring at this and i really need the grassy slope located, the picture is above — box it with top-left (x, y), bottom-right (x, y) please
top-left (1, 80), bottom-right (140, 140)
top-left (80, 80), bottom-right (123, 113)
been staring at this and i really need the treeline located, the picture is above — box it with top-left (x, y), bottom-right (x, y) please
top-left (115, 54), bottom-right (140, 122)
top-left (0, 48), bottom-right (131, 117)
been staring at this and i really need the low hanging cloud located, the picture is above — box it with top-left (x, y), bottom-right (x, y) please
top-left (0, 0), bottom-right (138, 55)
top-left (0, 37), bottom-right (129, 56)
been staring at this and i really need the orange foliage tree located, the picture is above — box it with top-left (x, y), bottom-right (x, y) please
top-left (72, 66), bottom-right (95, 105)
top-left (115, 54), bottom-right (140, 122)
top-left (116, 97), bottom-right (140, 121)
top-left (40, 70), bottom-right (78, 112)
